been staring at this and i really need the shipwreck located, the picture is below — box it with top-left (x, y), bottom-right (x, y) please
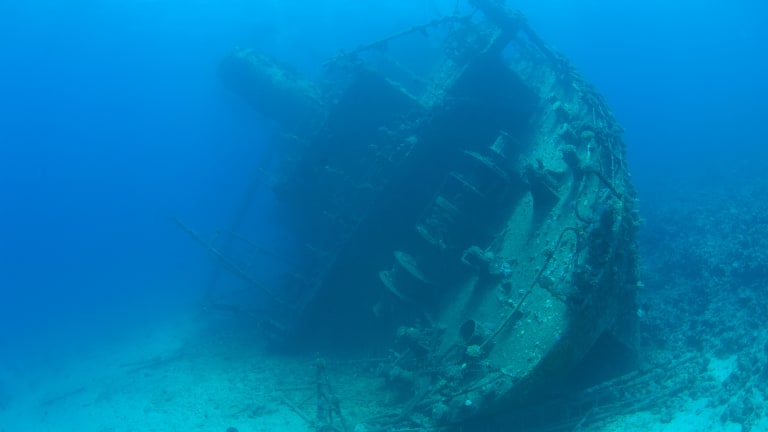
top-left (201, 0), bottom-right (641, 430)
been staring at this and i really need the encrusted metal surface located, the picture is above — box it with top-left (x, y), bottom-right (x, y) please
top-left (218, 1), bottom-right (640, 429)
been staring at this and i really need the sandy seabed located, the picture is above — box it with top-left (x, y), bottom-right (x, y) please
top-left (0, 313), bottom-right (762, 432)
top-left (0, 315), bottom-right (320, 432)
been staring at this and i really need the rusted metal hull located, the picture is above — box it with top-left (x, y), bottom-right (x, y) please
top-left (218, 1), bottom-right (639, 429)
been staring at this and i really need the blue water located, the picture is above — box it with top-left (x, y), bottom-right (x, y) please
top-left (518, 0), bottom-right (768, 191)
top-left (0, 0), bottom-right (766, 421)
top-left (1, 1), bottom-right (263, 358)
